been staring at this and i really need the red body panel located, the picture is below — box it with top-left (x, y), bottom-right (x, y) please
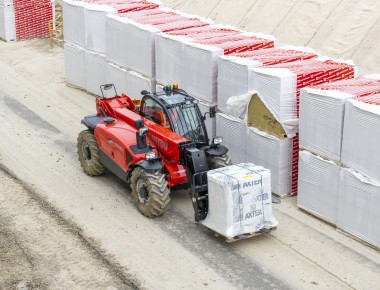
top-left (95, 95), bottom-right (189, 187)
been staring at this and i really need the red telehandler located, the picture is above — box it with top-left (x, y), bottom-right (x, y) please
top-left (77, 84), bottom-right (232, 221)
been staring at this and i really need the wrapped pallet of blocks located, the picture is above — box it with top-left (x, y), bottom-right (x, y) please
top-left (0, 4), bottom-right (15, 41)
top-left (63, 0), bottom-right (86, 47)
top-left (338, 168), bottom-right (380, 249)
top-left (246, 126), bottom-right (298, 197)
top-left (217, 46), bottom-right (317, 112)
top-left (64, 42), bottom-right (86, 88)
top-left (182, 33), bottom-right (276, 104)
top-left (85, 50), bottom-right (106, 96)
top-left (203, 163), bottom-right (278, 238)
top-left (341, 94), bottom-right (380, 181)
top-left (250, 58), bottom-right (357, 136)
top-left (297, 151), bottom-right (340, 224)
top-left (197, 101), bottom-right (216, 138)
top-left (106, 14), bottom-right (160, 77)
top-left (215, 113), bottom-right (246, 164)
top-left (299, 76), bottom-right (380, 161)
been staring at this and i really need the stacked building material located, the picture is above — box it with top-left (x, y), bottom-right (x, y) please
top-left (298, 76), bottom-right (380, 225)
top-left (203, 163), bottom-right (278, 238)
top-left (337, 168), bottom-right (380, 249)
top-left (63, 0), bottom-right (161, 96)
top-left (299, 76), bottom-right (380, 161)
top-left (182, 33), bottom-right (275, 104)
top-left (250, 58), bottom-right (357, 137)
top-left (0, 0), bottom-right (54, 42)
top-left (217, 46), bottom-right (318, 112)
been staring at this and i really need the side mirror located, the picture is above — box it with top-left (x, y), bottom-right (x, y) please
top-left (141, 90), bottom-right (149, 96)
top-left (136, 127), bottom-right (148, 149)
top-left (209, 106), bottom-right (216, 118)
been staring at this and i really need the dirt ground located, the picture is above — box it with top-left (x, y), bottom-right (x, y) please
top-left (0, 39), bottom-right (379, 290)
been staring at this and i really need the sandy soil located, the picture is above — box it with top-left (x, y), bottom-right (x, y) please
top-left (162, 0), bottom-right (380, 76)
top-left (0, 39), bottom-right (379, 289)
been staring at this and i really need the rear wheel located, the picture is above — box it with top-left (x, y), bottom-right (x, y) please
top-left (77, 130), bottom-right (106, 176)
top-left (207, 154), bottom-right (232, 169)
top-left (131, 167), bottom-right (170, 217)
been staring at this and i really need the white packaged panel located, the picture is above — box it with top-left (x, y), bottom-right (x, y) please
top-left (156, 34), bottom-right (190, 86)
top-left (105, 15), bottom-right (129, 69)
top-left (338, 168), bottom-right (380, 249)
top-left (106, 62), bottom-right (128, 96)
top-left (203, 163), bottom-right (278, 238)
top-left (125, 70), bottom-right (155, 100)
top-left (0, 5), bottom-right (15, 42)
top-left (85, 50), bottom-right (106, 96)
top-left (299, 88), bottom-right (354, 161)
top-left (341, 99), bottom-right (380, 181)
top-left (182, 42), bottom-right (223, 104)
top-left (250, 68), bottom-right (297, 135)
top-left (62, 0), bottom-right (85, 47)
top-left (216, 113), bottom-right (246, 164)
top-left (198, 101), bottom-right (216, 138)
top-left (217, 56), bottom-right (262, 112)
top-left (84, 3), bottom-right (116, 54)
top-left (64, 42), bottom-right (86, 89)
top-left (125, 19), bottom-right (160, 78)
top-left (298, 151), bottom-right (340, 224)
top-left (246, 127), bottom-right (293, 197)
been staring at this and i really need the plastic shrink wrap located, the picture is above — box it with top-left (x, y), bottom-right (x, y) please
top-left (299, 76), bottom-right (380, 161)
top-left (85, 50), bottom-right (106, 96)
top-left (341, 95), bottom-right (380, 181)
top-left (215, 113), bottom-right (247, 164)
top-left (297, 151), bottom-right (340, 224)
top-left (203, 163), bottom-right (278, 238)
top-left (0, 4), bottom-right (15, 41)
top-left (64, 42), bottom-right (86, 89)
top-left (337, 168), bottom-right (380, 249)
top-left (63, 0), bottom-right (86, 47)
top-left (246, 126), bottom-right (298, 197)
top-left (250, 58), bottom-right (356, 136)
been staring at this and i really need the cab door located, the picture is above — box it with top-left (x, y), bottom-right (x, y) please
top-left (140, 97), bottom-right (172, 130)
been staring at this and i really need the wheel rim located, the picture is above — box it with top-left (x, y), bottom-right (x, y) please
top-left (81, 141), bottom-right (92, 166)
top-left (136, 179), bottom-right (149, 204)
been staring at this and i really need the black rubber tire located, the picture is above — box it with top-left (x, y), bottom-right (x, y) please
top-left (130, 167), bottom-right (170, 217)
top-left (77, 130), bottom-right (106, 176)
top-left (207, 154), bottom-right (232, 169)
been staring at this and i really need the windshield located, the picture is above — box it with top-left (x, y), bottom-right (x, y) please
top-left (168, 103), bottom-right (207, 143)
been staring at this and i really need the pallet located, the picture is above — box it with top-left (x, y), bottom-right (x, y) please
top-left (212, 227), bottom-right (277, 243)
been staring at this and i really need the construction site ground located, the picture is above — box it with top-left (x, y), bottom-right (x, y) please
top-left (0, 39), bottom-right (379, 290)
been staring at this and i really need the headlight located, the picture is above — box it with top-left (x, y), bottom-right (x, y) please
top-left (146, 151), bottom-right (157, 160)
top-left (212, 136), bottom-right (223, 145)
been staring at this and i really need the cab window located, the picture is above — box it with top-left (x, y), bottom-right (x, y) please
top-left (141, 98), bottom-right (172, 130)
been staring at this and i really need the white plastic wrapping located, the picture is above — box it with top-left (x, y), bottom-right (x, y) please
top-left (0, 1), bottom-right (13, 5)
top-left (337, 168), bottom-right (380, 249)
top-left (246, 126), bottom-right (295, 197)
top-left (226, 91), bottom-right (252, 120)
top-left (218, 56), bottom-right (262, 112)
top-left (0, 4), bottom-right (15, 41)
top-left (216, 113), bottom-right (247, 164)
top-left (84, 3), bottom-right (116, 54)
top-left (155, 33), bottom-right (191, 86)
top-left (182, 42), bottom-right (223, 103)
top-left (297, 151), bottom-right (340, 224)
top-left (106, 62), bottom-right (155, 100)
top-left (341, 99), bottom-right (380, 181)
top-left (203, 163), bottom-right (278, 238)
top-left (64, 42), bottom-right (86, 89)
top-left (299, 88), bottom-right (354, 161)
top-left (106, 15), bottom-right (160, 77)
top-left (197, 101), bottom-right (216, 138)
top-left (85, 50), bottom-right (107, 96)
top-left (249, 67), bottom-right (297, 135)
top-left (62, 0), bottom-right (85, 47)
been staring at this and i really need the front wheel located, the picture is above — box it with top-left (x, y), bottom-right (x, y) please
top-left (130, 167), bottom-right (170, 217)
top-left (77, 130), bottom-right (106, 176)
top-left (207, 154), bottom-right (232, 169)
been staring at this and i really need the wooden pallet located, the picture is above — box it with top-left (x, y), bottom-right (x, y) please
top-left (212, 227), bottom-right (277, 243)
